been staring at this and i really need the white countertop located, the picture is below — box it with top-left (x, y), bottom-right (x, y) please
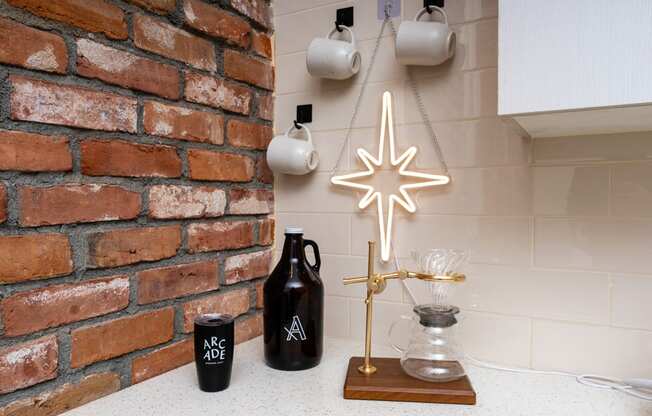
top-left (65, 338), bottom-right (651, 416)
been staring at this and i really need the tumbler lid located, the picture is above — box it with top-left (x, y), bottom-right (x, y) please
top-left (413, 304), bottom-right (459, 328)
top-left (194, 313), bottom-right (234, 327)
top-left (285, 226), bottom-right (303, 234)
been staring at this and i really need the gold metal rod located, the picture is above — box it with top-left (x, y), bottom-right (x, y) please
top-left (343, 271), bottom-right (466, 285)
top-left (342, 276), bottom-right (369, 285)
top-left (358, 241), bottom-right (377, 375)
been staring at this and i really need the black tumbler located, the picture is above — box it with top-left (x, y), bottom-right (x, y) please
top-left (194, 314), bottom-right (234, 392)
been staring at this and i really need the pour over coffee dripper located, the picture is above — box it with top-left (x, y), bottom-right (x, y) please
top-left (388, 249), bottom-right (469, 382)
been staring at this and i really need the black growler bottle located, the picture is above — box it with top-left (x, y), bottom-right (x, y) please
top-left (264, 226), bottom-right (323, 370)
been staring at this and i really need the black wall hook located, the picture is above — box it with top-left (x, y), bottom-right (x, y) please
top-left (335, 7), bottom-right (353, 30)
top-left (424, 0), bottom-right (444, 10)
top-left (294, 104), bottom-right (312, 130)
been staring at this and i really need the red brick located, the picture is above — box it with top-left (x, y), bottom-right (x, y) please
top-left (224, 49), bottom-right (274, 90)
top-left (229, 188), bottom-right (274, 214)
top-left (255, 281), bottom-right (264, 308)
top-left (235, 313), bottom-right (263, 344)
top-left (76, 39), bottom-right (180, 100)
top-left (257, 155), bottom-right (273, 184)
top-left (19, 184), bottom-right (141, 227)
top-left (251, 30), bottom-right (272, 59)
top-left (227, 119), bottom-right (272, 150)
top-left (0, 372), bottom-right (120, 416)
top-left (184, 71), bottom-right (251, 115)
top-left (131, 339), bottom-right (193, 384)
top-left (224, 249), bottom-right (272, 284)
top-left (81, 139), bottom-right (181, 178)
top-left (134, 14), bottom-right (216, 71)
top-left (0, 234), bottom-right (72, 284)
top-left (71, 308), bottom-right (174, 368)
top-left (137, 260), bottom-right (219, 304)
top-left (148, 185), bottom-right (226, 219)
top-left (183, 0), bottom-right (250, 48)
top-left (0, 184), bottom-right (6, 224)
top-left (1, 276), bottom-right (129, 337)
top-left (258, 217), bottom-right (274, 245)
top-left (0, 17), bottom-right (67, 73)
top-left (126, 0), bottom-right (176, 14)
top-left (0, 130), bottom-right (72, 172)
top-left (143, 101), bottom-right (223, 144)
top-left (87, 225), bottom-right (181, 268)
top-left (7, 0), bottom-right (127, 39)
top-left (181, 288), bottom-right (250, 332)
top-left (188, 149), bottom-right (254, 182)
top-left (257, 93), bottom-right (273, 121)
top-left (187, 220), bottom-right (255, 253)
top-left (230, 0), bottom-right (271, 28)
top-left (0, 335), bottom-right (57, 394)
top-left (10, 76), bottom-right (137, 133)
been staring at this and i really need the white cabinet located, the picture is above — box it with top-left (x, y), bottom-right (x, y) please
top-left (498, 0), bottom-right (652, 138)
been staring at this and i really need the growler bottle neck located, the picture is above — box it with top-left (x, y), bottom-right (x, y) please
top-left (282, 233), bottom-right (305, 261)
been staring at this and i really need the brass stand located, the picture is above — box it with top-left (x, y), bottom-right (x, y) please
top-left (342, 241), bottom-right (465, 375)
top-left (342, 241), bottom-right (475, 405)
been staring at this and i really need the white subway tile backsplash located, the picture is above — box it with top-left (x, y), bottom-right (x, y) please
top-left (532, 320), bottom-right (652, 378)
top-left (275, 172), bottom-right (356, 213)
top-left (458, 311), bottom-right (531, 367)
top-left (325, 295), bottom-right (350, 338)
top-left (610, 274), bottom-right (652, 331)
top-left (403, 69), bottom-right (498, 123)
top-left (349, 299), bottom-right (412, 345)
top-left (611, 163), bottom-right (652, 217)
top-left (275, 213), bottom-right (350, 255)
top-left (417, 166), bottom-right (532, 215)
top-left (453, 264), bottom-right (610, 325)
top-left (394, 118), bottom-right (528, 169)
top-left (533, 131), bottom-right (652, 165)
top-left (273, 0), bottom-right (342, 17)
top-left (533, 166), bottom-right (609, 216)
top-left (534, 217), bottom-right (652, 274)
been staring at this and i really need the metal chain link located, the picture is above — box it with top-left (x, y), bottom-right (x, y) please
top-left (330, 4), bottom-right (449, 177)
top-left (329, 14), bottom-right (389, 175)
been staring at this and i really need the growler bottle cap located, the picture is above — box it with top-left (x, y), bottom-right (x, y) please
top-left (284, 226), bottom-right (304, 234)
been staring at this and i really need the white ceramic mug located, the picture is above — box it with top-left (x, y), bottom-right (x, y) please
top-left (395, 6), bottom-right (456, 66)
top-left (266, 123), bottom-right (319, 175)
top-left (306, 25), bottom-right (361, 80)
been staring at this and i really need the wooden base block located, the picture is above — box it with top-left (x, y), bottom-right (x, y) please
top-left (343, 357), bottom-right (476, 405)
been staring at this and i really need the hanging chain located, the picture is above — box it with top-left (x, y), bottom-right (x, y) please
top-left (329, 4), bottom-right (450, 177)
top-left (329, 12), bottom-right (389, 175)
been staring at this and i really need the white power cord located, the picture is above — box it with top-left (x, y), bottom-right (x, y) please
top-left (464, 356), bottom-right (652, 401)
top-left (392, 251), bottom-right (652, 402)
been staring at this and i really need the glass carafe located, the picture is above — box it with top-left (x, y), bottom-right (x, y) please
top-left (389, 304), bottom-right (465, 382)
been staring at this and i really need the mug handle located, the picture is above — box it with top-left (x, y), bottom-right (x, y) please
top-left (286, 123), bottom-right (313, 146)
top-left (388, 315), bottom-right (413, 354)
top-left (415, 6), bottom-right (448, 25)
top-left (326, 25), bottom-right (356, 46)
top-left (303, 239), bottom-right (321, 272)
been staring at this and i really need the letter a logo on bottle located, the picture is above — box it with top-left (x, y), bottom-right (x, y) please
top-left (284, 315), bottom-right (307, 341)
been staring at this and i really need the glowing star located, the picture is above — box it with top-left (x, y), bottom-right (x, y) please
top-left (331, 91), bottom-right (450, 262)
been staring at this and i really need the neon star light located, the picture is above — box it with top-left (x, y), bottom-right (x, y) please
top-left (331, 91), bottom-right (450, 262)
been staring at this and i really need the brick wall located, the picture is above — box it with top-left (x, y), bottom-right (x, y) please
top-left (0, 0), bottom-right (274, 413)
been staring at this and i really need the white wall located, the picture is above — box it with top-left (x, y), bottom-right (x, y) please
top-left (272, 0), bottom-right (652, 377)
